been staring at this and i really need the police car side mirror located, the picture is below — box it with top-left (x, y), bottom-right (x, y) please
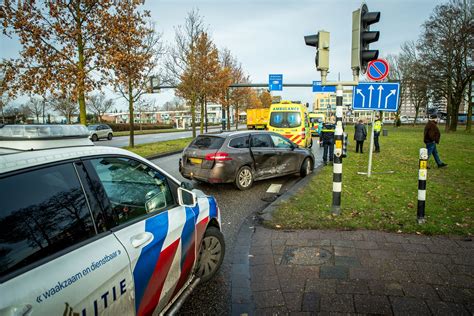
top-left (178, 187), bottom-right (197, 207)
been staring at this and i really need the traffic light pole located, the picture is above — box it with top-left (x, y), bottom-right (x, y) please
top-left (320, 70), bottom-right (359, 215)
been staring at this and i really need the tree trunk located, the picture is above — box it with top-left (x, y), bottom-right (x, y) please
top-left (128, 79), bottom-right (135, 147)
top-left (226, 105), bottom-right (231, 130)
top-left (413, 105), bottom-right (419, 127)
top-left (76, 5), bottom-right (87, 126)
top-left (204, 95), bottom-right (208, 133)
top-left (1, 102), bottom-right (4, 124)
top-left (200, 95), bottom-right (204, 134)
top-left (191, 97), bottom-right (196, 138)
top-left (235, 101), bottom-right (239, 130)
top-left (449, 95), bottom-right (460, 132)
top-left (42, 98), bottom-right (46, 124)
top-left (467, 79), bottom-right (472, 132)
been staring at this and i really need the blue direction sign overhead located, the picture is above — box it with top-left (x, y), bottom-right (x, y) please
top-left (312, 81), bottom-right (336, 93)
top-left (352, 82), bottom-right (400, 112)
top-left (269, 74), bottom-right (283, 91)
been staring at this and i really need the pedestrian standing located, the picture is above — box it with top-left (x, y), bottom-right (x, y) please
top-left (320, 118), bottom-right (335, 165)
top-left (354, 119), bottom-right (367, 153)
top-left (373, 115), bottom-right (382, 152)
top-left (424, 115), bottom-right (447, 168)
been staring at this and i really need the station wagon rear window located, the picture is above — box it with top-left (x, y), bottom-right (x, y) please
top-left (189, 136), bottom-right (225, 150)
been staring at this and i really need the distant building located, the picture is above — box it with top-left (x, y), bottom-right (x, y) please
top-left (102, 103), bottom-right (235, 128)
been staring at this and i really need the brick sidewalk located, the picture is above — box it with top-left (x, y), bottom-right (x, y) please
top-left (245, 228), bottom-right (473, 315)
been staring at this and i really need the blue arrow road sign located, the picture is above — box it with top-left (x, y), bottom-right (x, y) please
top-left (269, 74), bottom-right (283, 91)
top-left (352, 82), bottom-right (400, 112)
top-left (312, 81), bottom-right (336, 93)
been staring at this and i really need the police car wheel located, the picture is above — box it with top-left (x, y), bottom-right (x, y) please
top-left (300, 158), bottom-right (312, 177)
top-left (91, 134), bottom-right (98, 141)
top-left (196, 227), bottom-right (225, 283)
top-left (107, 133), bottom-right (113, 140)
top-left (235, 166), bottom-right (253, 190)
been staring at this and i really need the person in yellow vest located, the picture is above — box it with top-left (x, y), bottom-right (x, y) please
top-left (373, 115), bottom-right (382, 153)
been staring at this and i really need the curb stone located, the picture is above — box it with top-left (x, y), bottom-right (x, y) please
top-left (145, 149), bottom-right (183, 160)
top-left (257, 163), bottom-right (325, 223)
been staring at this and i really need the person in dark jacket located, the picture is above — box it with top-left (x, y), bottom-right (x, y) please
top-left (354, 119), bottom-right (367, 153)
top-left (320, 119), bottom-right (335, 165)
top-left (424, 115), bottom-right (447, 168)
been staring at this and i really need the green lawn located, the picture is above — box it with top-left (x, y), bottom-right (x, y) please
top-left (114, 128), bottom-right (180, 137)
top-left (271, 126), bottom-right (473, 236)
top-left (124, 137), bottom-right (193, 158)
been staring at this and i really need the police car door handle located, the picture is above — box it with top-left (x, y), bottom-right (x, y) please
top-left (130, 232), bottom-right (154, 248)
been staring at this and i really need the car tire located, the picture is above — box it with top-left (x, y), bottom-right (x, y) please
top-left (235, 166), bottom-right (253, 190)
top-left (107, 133), bottom-right (113, 140)
top-left (91, 134), bottom-right (98, 142)
top-left (300, 158), bottom-right (313, 177)
top-left (195, 226), bottom-right (225, 283)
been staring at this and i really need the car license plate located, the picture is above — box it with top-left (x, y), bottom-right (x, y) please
top-left (189, 158), bottom-right (202, 164)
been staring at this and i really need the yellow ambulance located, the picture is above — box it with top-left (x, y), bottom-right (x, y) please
top-left (267, 101), bottom-right (313, 148)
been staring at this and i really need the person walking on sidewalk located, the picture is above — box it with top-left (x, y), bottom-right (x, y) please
top-left (424, 115), bottom-right (447, 168)
top-left (354, 119), bottom-right (367, 153)
top-left (373, 115), bottom-right (382, 152)
top-left (320, 118), bottom-right (335, 165)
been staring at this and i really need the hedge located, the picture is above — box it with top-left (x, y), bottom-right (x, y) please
top-left (107, 123), bottom-right (174, 132)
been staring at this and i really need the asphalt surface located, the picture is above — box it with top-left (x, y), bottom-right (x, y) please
top-left (150, 141), bottom-right (324, 315)
top-left (99, 125), bottom-right (246, 148)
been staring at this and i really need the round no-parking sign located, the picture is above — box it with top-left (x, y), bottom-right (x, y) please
top-left (367, 59), bottom-right (389, 81)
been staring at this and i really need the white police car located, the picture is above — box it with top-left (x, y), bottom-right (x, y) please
top-left (0, 125), bottom-right (225, 316)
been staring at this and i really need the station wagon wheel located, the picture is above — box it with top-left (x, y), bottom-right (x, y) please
top-left (235, 166), bottom-right (253, 190)
top-left (196, 227), bottom-right (225, 283)
top-left (107, 133), bottom-right (113, 140)
top-left (300, 158), bottom-right (313, 177)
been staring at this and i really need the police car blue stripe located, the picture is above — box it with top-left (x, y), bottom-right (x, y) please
top-left (133, 213), bottom-right (169, 312)
top-left (208, 197), bottom-right (217, 218)
top-left (180, 206), bottom-right (198, 269)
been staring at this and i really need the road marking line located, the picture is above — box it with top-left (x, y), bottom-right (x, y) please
top-left (266, 184), bottom-right (282, 194)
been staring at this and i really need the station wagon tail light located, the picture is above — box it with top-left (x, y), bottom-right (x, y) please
top-left (205, 152), bottom-right (232, 161)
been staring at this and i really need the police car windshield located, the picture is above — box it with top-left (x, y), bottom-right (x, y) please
top-left (270, 112), bottom-right (301, 128)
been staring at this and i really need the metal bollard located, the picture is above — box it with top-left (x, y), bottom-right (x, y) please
top-left (417, 148), bottom-right (428, 224)
top-left (342, 132), bottom-right (348, 158)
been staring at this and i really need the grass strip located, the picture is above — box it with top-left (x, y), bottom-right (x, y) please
top-left (271, 126), bottom-right (473, 236)
top-left (124, 137), bottom-right (193, 158)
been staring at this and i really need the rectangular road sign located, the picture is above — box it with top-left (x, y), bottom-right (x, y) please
top-left (312, 81), bottom-right (336, 93)
top-left (269, 74), bottom-right (283, 91)
top-left (352, 82), bottom-right (400, 112)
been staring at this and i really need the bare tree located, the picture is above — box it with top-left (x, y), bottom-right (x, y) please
top-left (28, 97), bottom-right (44, 123)
top-left (385, 54), bottom-right (406, 125)
top-left (87, 94), bottom-right (114, 122)
top-left (51, 97), bottom-right (77, 124)
top-left (399, 41), bottom-right (429, 125)
top-left (417, 0), bottom-right (473, 131)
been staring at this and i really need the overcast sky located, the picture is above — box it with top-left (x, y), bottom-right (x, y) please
top-left (1, 0), bottom-right (444, 110)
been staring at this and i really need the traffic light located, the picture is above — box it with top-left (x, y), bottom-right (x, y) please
top-left (351, 4), bottom-right (380, 74)
top-left (304, 31), bottom-right (330, 71)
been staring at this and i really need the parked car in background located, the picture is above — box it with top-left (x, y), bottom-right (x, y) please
top-left (0, 125), bottom-right (225, 315)
top-left (179, 130), bottom-right (315, 190)
top-left (87, 124), bottom-right (113, 141)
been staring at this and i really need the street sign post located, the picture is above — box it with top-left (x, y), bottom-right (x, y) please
top-left (352, 82), bottom-right (399, 111)
top-left (366, 59), bottom-right (389, 81)
top-left (269, 74), bottom-right (283, 91)
top-left (312, 81), bottom-right (336, 93)
top-left (353, 82), bottom-right (399, 178)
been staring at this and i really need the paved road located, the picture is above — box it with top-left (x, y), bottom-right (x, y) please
top-left (99, 125), bottom-right (246, 148)
top-left (150, 142), bottom-right (324, 315)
